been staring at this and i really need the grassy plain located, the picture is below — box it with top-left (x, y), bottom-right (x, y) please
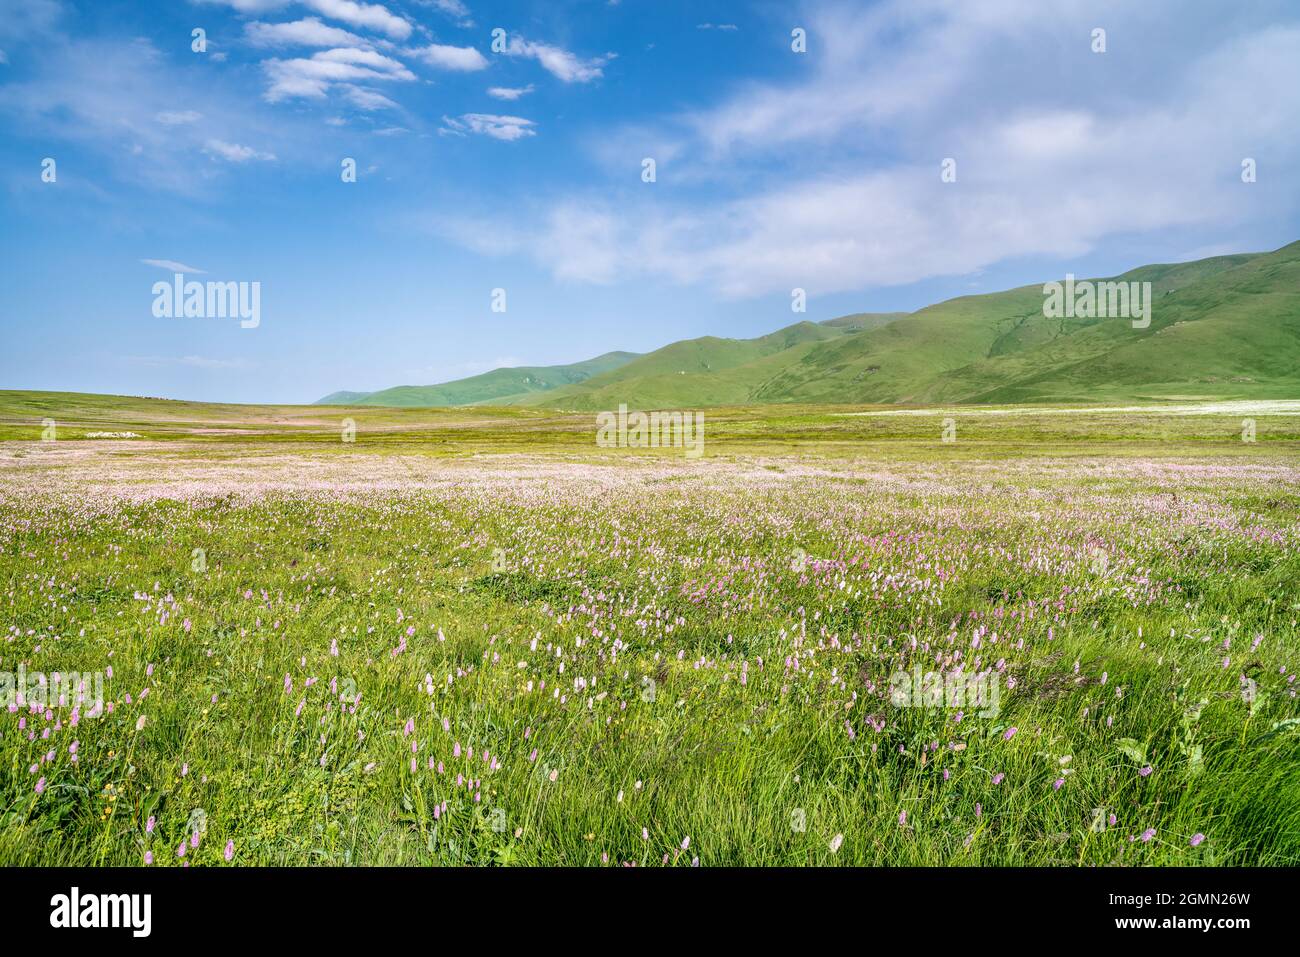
top-left (1, 392), bottom-right (1297, 865)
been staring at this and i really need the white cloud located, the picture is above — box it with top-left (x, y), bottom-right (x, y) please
top-left (504, 36), bottom-right (607, 83)
top-left (141, 259), bottom-right (206, 274)
top-left (0, 36), bottom-right (295, 193)
top-left (301, 0), bottom-right (411, 40)
top-left (408, 43), bottom-right (488, 71)
top-left (194, 0), bottom-right (290, 12)
top-left (417, 0), bottom-right (472, 24)
top-left (341, 85), bottom-right (398, 110)
top-left (245, 17), bottom-right (365, 48)
top-left (312, 47), bottom-right (407, 71)
top-left (262, 47), bottom-right (414, 100)
top-left (536, 205), bottom-right (621, 283)
top-left (442, 113), bottom-right (536, 141)
top-left (155, 110), bottom-right (203, 125)
top-left (486, 84), bottom-right (533, 100)
top-left (204, 138), bottom-right (277, 161)
top-left (0, 0), bottom-right (62, 43)
top-left (448, 0), bottom-right (1300, 298)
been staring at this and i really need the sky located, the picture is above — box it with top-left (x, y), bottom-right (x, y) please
top-left (2, 0), bottom-right (1299, 404)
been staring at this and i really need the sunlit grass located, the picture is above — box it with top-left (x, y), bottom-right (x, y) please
top-left (1, 396), bottom-right (1298, 865)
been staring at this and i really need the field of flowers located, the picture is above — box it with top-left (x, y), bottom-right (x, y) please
top-left (1, 431), bottom-right (1299, 866)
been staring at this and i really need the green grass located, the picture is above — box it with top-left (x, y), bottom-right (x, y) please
top-left (0, 395), bottom-right (1298, 865)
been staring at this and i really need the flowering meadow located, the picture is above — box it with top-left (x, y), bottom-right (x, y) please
top-left (2, 412), bottom-right (1299, 866)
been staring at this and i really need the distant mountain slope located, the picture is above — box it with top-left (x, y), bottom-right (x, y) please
top-left (819, 312), bottom-right (911, 333)
top-left (318, 242), bottom-right (1299, 410)
top-left (524, 243), bottom-right (1299, 409)
top-left (315, 351), bottom-right (640, 407)
top-left (518, 318), bottom-right (897, 410)
top-left (316, 390), bottom-right (372, 405)
top-left (752, 247), bottom-right (1294, 406)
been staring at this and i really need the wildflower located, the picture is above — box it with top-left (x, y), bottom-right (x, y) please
top-left (1003, 727), bottom-right (1017, 741)
top-left (225, 840), bottom-right (234, 861)
top-left (1190, 833), bottom-right (1205, 847)
top-left (829, 833), bottom-right (844, 853)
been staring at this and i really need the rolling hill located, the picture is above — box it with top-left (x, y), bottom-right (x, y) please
top-left (317, 241), bottom-right (1300, 410)
top-left (315, 351), bottom-right (640, 407)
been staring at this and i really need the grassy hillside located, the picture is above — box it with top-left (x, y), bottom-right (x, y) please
top-left (317, 351), bottom-right (640, 407)
top-left (525, 243), bottom-right (1299, 410)
top-left (520, 318), bottom-right (894, 410)
top-left (819, 312), bottom-right (911, 333)
top-left (316, 390), bottom-right (372, 405)
top-left (306, 243), bottom-right (1296, 412)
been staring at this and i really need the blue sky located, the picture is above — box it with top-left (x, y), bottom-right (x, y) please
top-left (2, 0), bottom-right (1299, 404)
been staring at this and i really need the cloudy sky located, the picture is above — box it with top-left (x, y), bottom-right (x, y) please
top-left (2, 0), bottom-right (1299, 403)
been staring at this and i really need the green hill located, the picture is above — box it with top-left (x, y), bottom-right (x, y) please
top-left (316, 390), bottom-right (372, 405)
top-left (315, 351), bottom-right (640, 407)
top-left (518, 318), bottom-right (897, 410)
top-left (521, 243), bottom-right (1300, 409)
top-left (318, 242), bottom-right (1299, 411)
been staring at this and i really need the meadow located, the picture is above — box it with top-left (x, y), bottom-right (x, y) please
top-left (1, 393), bottom-right (1298, 866)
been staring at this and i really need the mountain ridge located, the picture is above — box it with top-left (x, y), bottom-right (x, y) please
top-left (315, 351), bottom-right (641, 407)
top-left (316, 242), bottom-right (1300, 409)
